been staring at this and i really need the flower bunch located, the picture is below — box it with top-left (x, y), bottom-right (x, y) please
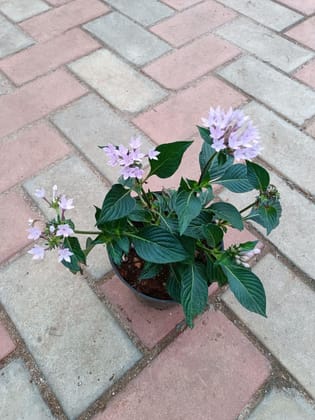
top-left (202, 107), bottom-right (261, 161)
top-left (27, 185), bottom-right (75, 263)
top-left (102, 136), bottom-right (159, 180)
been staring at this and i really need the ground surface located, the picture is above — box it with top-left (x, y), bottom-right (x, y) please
top-left (0, 0), bottom-right (315, 419)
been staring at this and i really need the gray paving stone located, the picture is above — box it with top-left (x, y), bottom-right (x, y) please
top-left (220, 172), bottom-right (315, 279)
top-left (69, 49), bottom-right (167, 113)
top-left (103, 0), bottom-right (174, 26)
top-left (0, 251), bottom-right (142, 418)
top-left (0, 14), bottom-right (34, 58)
top-left (216, 0), bottom-right (302, 31)
top-left (0, 0), bottom-right (50, 23)
top-left (0, 359), bottom-right (54, 419)
top-left (223, 254), bottom-right (315, 398)
top-left (216, 17), bottom-right (313, 72)
top-left (249, 388), bottom-right (315, 419)
top-left (243, 102), bottom-right (315, 195)
top-left (23, 155), bottom-right (112, 279)
top-left (218, 55), bottom-right (315, 125)
top-left (84, 12), bottom-right (171, 66)
top-left (51, 94), bottom-right (155, 185)
top-left (0, 72), bottom-right (13, 95)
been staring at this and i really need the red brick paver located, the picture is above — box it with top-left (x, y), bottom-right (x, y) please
top-left (294, 59), bottom-right (315, 89)
top-left (0, 123), bottom-right (70, 193)
top-left (150, 0), bottom-right (236, 47)
top-left (277, 0), bottom-right (315, 15)
top-left (0, 191), bottom-right (39, 263)
top-left (285, 17), bottom-right (315, 50)
top-left (143, 34), bottom-right (240, 89)
top-left (0, 323), bottom-right (16, 361)
top-left (94, 310), bottom-right (270, 420)
top-left (133, 75), bottom-right (247, 144)
top-left (20, 0), bottom-right (110, 42)
top-left (306, 119), bottom-right (315, 137)
top-left (0, 28), bottom-right (100, 85)
top-left (0, 69), bottom-right (87, 138)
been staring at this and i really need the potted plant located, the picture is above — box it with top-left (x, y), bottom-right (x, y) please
top-left (27, 107), bottom-right (281, 327)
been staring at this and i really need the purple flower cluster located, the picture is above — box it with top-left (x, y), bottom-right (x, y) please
top-left (102, 136), bottom-right (159, 180)
top-left (202, 107), bottom-right (261, 161)
top-left (27, 185), bottom-right (74, 263)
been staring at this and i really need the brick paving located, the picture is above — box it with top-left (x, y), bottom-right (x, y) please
top-left (0, 0), bottom-right (314, 419)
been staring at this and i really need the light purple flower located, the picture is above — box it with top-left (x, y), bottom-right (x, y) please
top-left (132, 167), bottom-right (144, 179)
top-left (103, 144), bottom-right (120, 167)
top-left (56, 223), bottom-right (74, 237)
top-left (35, 187), bottom-right (45, 198)
top-left (27, 226), bottom-right (42, 240)
top-left (59, 195), bottom-right (74, 211)
top-left (129, 136), bottom-right (142, 149)
top-left (58, 248), bottom-right (73, 263)
top-left (49, 225), bottom-right (55, 233)
top-left (28, 245), bottom-right (45, 260)
top-left (147, 149), bottom-right (160, 160)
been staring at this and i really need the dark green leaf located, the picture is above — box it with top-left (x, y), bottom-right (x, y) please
top-left (132, 226), bottom-right (188, 264)
top-left (181, 262), bottom-right (209, 328)
top-left (247, 201), bottom-right (281, 235)
top-left (246, 161), bottom-right (270, 191)
top-left (116, 237), bottom-right (130, 253)
top-left (202, 224), bottom-right (224, 247)
top-left (107, 242), bottom-right (123, 266)
top-left (174, 190), bottom-right (202, 235)
top-left (220, 262), bottom-right (266, 316)
top-left (149, 141), bottom-right (193, 178)
top-left (199, 187), bottom-right (214, 206)
top-left (216, 164), bottom-right (254, 193)
top-left (199, 143), bottom-right (233, 181)
top-left (166, 265), bottom-right (182, 303)
top-left (139, 262), bottom-right (162, 280)
top-left (197, 126), bottom-right (212, 144)
top-left (210, 202), bottom-right (244, 230)
top-left (61, 237), bottom-right (86, 274)
top-left (98, 184), bottom-right (136, 224)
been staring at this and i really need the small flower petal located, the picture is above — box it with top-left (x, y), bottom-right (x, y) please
top-left (59, 195), bottom-right (74, 211)
top-left (27, 226), bottom-right (42, 240)
top-left (56, 223), bottom-right (74, 237)
top-left (58, 248), bottom-right (73, 263)
top-left (35, 188), bottom-right (45, 198)
top-left (28, 245), bottom-right (45, 260)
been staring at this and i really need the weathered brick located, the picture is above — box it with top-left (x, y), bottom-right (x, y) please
top-left (94, 310), bottom-right (270, 420)
top-left (216, 17), bottom-right (313, 72)
top-left (161, 0), bottom-right (200, 10)
top-left (0, 323), bottom-right (16, 360)
top-left (51, 94), bottom-right (155, 184)
top-left (285, 17), bottom-right (315, 50)
top-left (250, 388), bottom-right (315, 419)
top-left (143, 33), bottom-right (240, 89)
top-left (218, 55), bottom-right (315, 124)
top-left (0, 14), bottom-right (33, 59)
top-left (84, 13), bottom-right (171, 66)
top-left (0, 0), bottom-right (50, 22)
top-left (0, 360), bottom-right (54, 419)
top-left (151, 0), bottom-right (236, 47)
top-left (0, 190), bottom-right (38, 264)
top-left (133, 75), bottom-right (247, 143)
top-left (220, 172), bottom-right (315, 279)
top-left (216, 0), bottom-right (302, 31)
top-left (223, 254), bottom-right (315, 398)
top-left (0, 122), bottom-right (70, 193)
top-left (0, 69), bottom-right (87, 138)
top-left (69, 49), bottom-right (166, 113)
top-left (0, 250), bottom-right (142, 418)
top-left (0, 72), bottom-right (13, 95)
top-left (306, 119), bottom-right (315, 137)
top-left (277, 0), bottom-right (315, 15)
top-left (243, 101), bottom-right (315, 195)
top-left (46, 0), bottom-right (71, 5)
top-left (294, 59), bottom-right (315, 89)
top-left (0, 28), bottom-right (100, 85)
top-left (20, 0), bottom-right (110, 42)
top-left (104, 0), bottom-right (173, 26)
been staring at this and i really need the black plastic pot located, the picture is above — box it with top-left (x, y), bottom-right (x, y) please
top-left (109, 255), bottom-right (178, 311)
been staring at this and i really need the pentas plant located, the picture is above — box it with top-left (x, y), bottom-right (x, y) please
top-left (27, 107), bottom-right (281, 327)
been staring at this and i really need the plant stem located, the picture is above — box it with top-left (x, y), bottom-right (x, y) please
top-left (198, 152), bottom-right (217, 185)
top-left (239, 201), bottom-right (257, 214)
top-left (74, 230), bottom-right (101, 235)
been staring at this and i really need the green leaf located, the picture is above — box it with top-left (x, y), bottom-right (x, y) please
top-left (246, 161), bottom-right (270, 191)
top-left (132, 226), bottom-right (188, 264)
top-left (247, 201), bottom-right (281, 235)
top-left (210, 202), bottom-right (244, 230)
top-left (216, 164), bottom-right (254, 193)
top-left (202, 224), bottom-right (224, 247)
top-left (199, 143), bottom-right (233, 181)
top-left (197, 126), bottom-right (212, 144)
top-left (174, 190), bottom-right (202, 235)
top-left (116, 237), bottom-right (130, 253)
top-left (181, 263), bottom-right (209, 328)
top-left (166, 265), bottom-right (182, 303)
top-left (183, 211), bottom-right (214, 239)
top-left (199, 187), bottom-right (214, 206)
top-left (238, 241), bottom-right (259, 252)
top-left (139, 262), bottom-right (162, 280)
top-left (107, 241), bottom-right (123, 266)
top-left (220, 262), bottom-right (266, 317)
top-left (61, 237), bottom-right (86, 274)
top-left (149, 141), bottom-right (193, 178)
top-left (98, 184), bottom-right (136, 224)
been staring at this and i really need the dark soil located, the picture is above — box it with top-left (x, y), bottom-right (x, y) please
top-left (115, 248), bottom-right (171, 300)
